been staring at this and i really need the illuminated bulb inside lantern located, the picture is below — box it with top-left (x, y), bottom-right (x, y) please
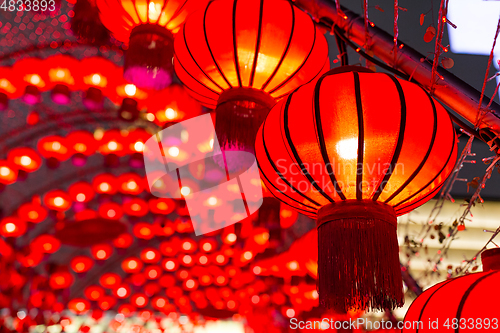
top-left (168, 146), bottom-right (179, 157)
top-left (52, 141), bottom-right (61, 151)
top-left (336, 138), bottom-right (358, 160)
top-left (99, 183), bottom-right (110, 192)
top-left (148, 1), bottom-right (162, 20)
top-left (165, 108), bottom-right (177, 120)
top-left (199, 256), bottom-right (208, 264)
top-left (108, 141), bottom-right (118, 151)
top-left (146, 113), bottom-right (155, 122)
top-left (91, 74), bottom-right (101, 85)
top-left (96, 250), bottom-right (107, 259)
top-left (243, 251), bottom-right (253, 260)
top-left (5, 223), bottom-right (16, 233)
top-left (107, 210), bottom-right (116, 218)
top-left (0, 167), bottom-right (10, 176)
top-left (251, 295), bottom-right (260, 304)
top-left (53, 197), bottom-right (64, 207)
top-left (145, 251), bottom-right (155, 260)
top-left (180, 186), bottom-right (191, 196)
top-left (182, 242), bottom-right (192, 251)
top-left (76, 193), bottom-right (86, 202)
top-left (202, 243), bottom-right (212, 252)
top-left (131, 203), bottom-right (140, 211)
top-left (183, 255), bottom-right (192, 264)
top-left (124, 84), bottom-right (137, 97)
top-left (30, 75), bottom-right (41, 85)
top-left (156, 298), bottom-right (166, 308)
top-left (28, 211), bottom-right (39, 219)
top-left (0, 80), bottom-right (8, 88)
top-left (75, 302), bottom-right (86, 312)
top-left (128, 260), bottom-right (138, 269)
top-left (216, 255), bottom-right (225, 263)
top-left (207, 196), bottom-right (217, 206)
top-left (56, 69), bottom-right (65, 79)
top-left (186, 279), bottom-right (195, 289)
top-left (127, 181), bottom-right (138, 190)
top-left (226, 233), bottom-right (237, 243)
top-left (286, 309), bottom-right (295, 318)
top-left (253, 266), bottom-right (262, 274)
top-left (117, 287), bottom-right (127, 297)
top-left (288, 261), bottom-right (299, 271)
top-left (134, 141), bottom-right (144, 152)
top-left (165, 261), bottom-right (175, 270)
top-left (20, 156), bottom-right (32, 166)
top-left (136, 296), bottom-right (146, 306)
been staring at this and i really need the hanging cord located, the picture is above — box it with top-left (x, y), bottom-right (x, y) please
top-left (334, 30), bottom-right (349, 66)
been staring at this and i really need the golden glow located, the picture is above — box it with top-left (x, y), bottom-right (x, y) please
top-left (0, 79), bottom-right (15, 94)
top-left (165, 108), bottom-right (177, 120)
top-left (336, 138), bottom-right (358, 160)
top-left (49, 68), bottom-right (75, 85)
top-left (148, 1), bottom-right (162, 21)
top-left (124, 84), bottom-right (137, 96)
top-left (180, 186), bottom-right (190, 196)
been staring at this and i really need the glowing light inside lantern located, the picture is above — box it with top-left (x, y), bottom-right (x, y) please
top-left (336, 138), bottom-right (358, 160)
top-left (124, 84), bottom-right (137, 97)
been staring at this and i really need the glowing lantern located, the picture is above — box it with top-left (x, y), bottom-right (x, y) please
top-left (114, 284), bottom-right (131, 299)
top-left (133, 222), bottom-right (154, 240)
top-left (68, 182), bottom-right (95, 203)
top-left (37, 136), bottom-right (71, 166)
top-left (13, 58), bottom-right (48, 105)
top-left (122, 257), bottom-right (143, 273)
top-left (131, 293), bottom-right (148, 308)
top-left (44, 190), bottom-right (72, 211)
top-left (0, 161), bottom-right (17, 185)
top-left (100, 273), bottom-right (122, 288)
top-left (140, 248), bottom-right (160, 264)
top-left (68, 299), bottom-right (90, 314)
top-left (145, 265), bottom-right (162, 279)
top-left (118, 173), bottom-right (144, 195)
top-left (148, 198), bottom-right (175, 215)
top-left (71, 0), bottom-right (111, 45)
top-left (91, 244), bottom-right (113, 260)
top-left (49, 271), bottom-right (74, 289)
top-left (99, 296), bottom-right (117, 311)
top-left (174, 0), bottom-right (329, 154)
top-left (7, 148), bottom-right (42, 173)
top-left (71, 256), bottom-right (94, 273)
top-left (44, 55), bottom-right (79, 104)
top-left (31, 234), bottom-right (60, 254)
top-left (98, 202), bottom-right (124, 220)
top-left (0, 68), bottom-right (21, 110)
top-left (113, 233), bottom-right (134, 248)
top-left (123, 198), bottom-right (149, 217)
top-left (67, 131), bottom-right (99, 166)
top-left (96, 0), bottom-right (207, 89)
top-left (93, 173), bottom-right (118, 194)
top-left (280, 204), bottom-right (299, 229)
top-left (152, 296), bottom-right (168, 310)
top-left (17, 202), bottom-right (47, 223)
top-left (255, 67), bottom-right (458, 311)
top-left (0, 217), bottom-right (27, 237)
top-left (85, 285), bottom-right (105, 301)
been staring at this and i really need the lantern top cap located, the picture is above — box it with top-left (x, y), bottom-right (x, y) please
top-left (481, 248), bottom-right (500, 272)
top-left (323, 65), bottom-right (375, 77)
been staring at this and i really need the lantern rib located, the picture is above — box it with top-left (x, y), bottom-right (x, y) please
top-left (282, 90), bottom-right (336, 202)
top-left (260, 0), bottom-right (295, 91)
top-left (313, 74), bottom-right (346, 201)
top-left (167, 0), bottom-right (190, 27)
top-left (393, 116), bottom-right (456, 210)
top-left (180, 80), bottom-right (217, 105)
top-left (202, 2), bottom-right (233, 89)
top-left (261, 117), bottom-right (321, 207)
top-left (267, 19), bottom-right (317, 95)
top-left (249, 0), bottom-right (265, 88)
top-left (384, 90), bottom-right (439, 204)
top-left (180, 25), bottom-right (224, 93)
top-left (454, 271), bottom-right (497, 325)
top-left (372, 75), bottom-right (407, 201)
top-left (232, 0), bottom-right (243, 87)
top-left (353, 72), bottom-right (364, 200)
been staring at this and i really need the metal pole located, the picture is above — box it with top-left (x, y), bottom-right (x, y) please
top-left (294, 0), bottom-right (500, 136)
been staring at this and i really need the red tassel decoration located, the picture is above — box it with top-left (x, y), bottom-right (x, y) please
top-left (71, 0), bottom-right (110, 45)
top-left (317, 200), bottom-right (404, 312)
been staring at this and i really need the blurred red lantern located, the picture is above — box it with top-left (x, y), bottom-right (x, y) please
top-left (80, 57), bottom-right (120, 108)
top-left (147, 84), bottom-right (203, 126)
top-left (67, 131), bottom-right (99, 166)
top-left (123, 198), bottom-right (149, 217)
top-left (50, 271), bottom-right (74, 290)
top-left (68, 182), bottom-right (95, 203)
top-left (174, 0), bottom-right (328, 153)
top-left (118, 304), bottom-right (136, 317)
top-left (13, 58), bottom-right (49, 105)
top-left (68, 299), bottom-right (90, 314)
top-left (162, 258), bottom-right (178, 272)
top-left (100, 273), bottom-right (122, 289)
top-left (200, 239), bottom-right (217, 253)
top-left (37, 136), bottom-right (71, 165)
top-left (93, 173), bottom-right (118, 194)
top-left (91, 244), bottom-right (113, 260)
top-left (0, 161), bottom-right (17, 185)
top-left (122, 257), bottom-right (143, 273)
top-left (181, 239), bottom-right (197, 253)
top-left (99, 129), bottom-right (126, 156)
top-left (8, 147), bottom-right (42, 172)
top-left (148, 198), bottom-right (175, 215)
top-left (71, 256), bottom-right (94, 273)
top-left (44, 55), bottom-right (80, 104)
top-left (0, 217), bottom-right (27, 237)
top-left (280, 204), bottom-right (299, 229)
top-left (255, 68), bottom-right (458, 311)
top-left (71, 0), bottom-right (111, 46)
top-left (133, 223), bottom-right (154, 240)
top-left (31, 234), bottom-right (60, 254)
top-left (98, 202), bottom-right (124, 220)
top-left (113, 233), bottom-right (134, 248)
top-left (114, 284), bottom-right (131, 299)
top-left (0, 68), bottom-right (22, 109)
top-left (118, 173), bottom-right (145, 195)
top-left (99, 296), bottom-right (117, 311)
top-left (131, 293), bottom-right (148, 308)
top-left (18, 202), bottom-right (48, 223)
top-left (144, 265), bottom-right (161, 280)
top-left (140, 248), bottom-right (160, 264)
top-left (55, 218), bottom-right (127, 247)
top-left (152, 296), bottom-right (168, 310)
top-left (404, 248), bottom-right (500, 333)
top-left (125, 128), bottom-right (151, 154)
top-left (96, 0), bottom-right (207, 89)
top-left (44, 190), bottom-right (72, 211)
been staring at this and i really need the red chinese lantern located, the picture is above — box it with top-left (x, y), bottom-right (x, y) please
top-left (96, 0), bottom-right (207, 89)
top-left (31, 234), bottom-right (60, 253)
top-left (71, 0), bottom-right (111, 46)
top-left (68, 299), bottom-right (90, 314)
top-left (0, 217), bottom-right (27, 237)
top-left (71, 256), bottom-right (95, 273)
top-left (44, 55), bottom-right (80, 104)
top-left (403, 248), bottom-right (500, 332)
top-left (0, 161), bottom-right (17, 185)
top-left (100, 273), bottom-right (122, 288)
top-left (149, 198), bottom-right (175, 215)
top-left (18, 202), bottom-right (48, 223)
top-left (85, 285), bottom-right (105, 301)
top-left (91, 244), bottom-right (113, 260)
top-left (37, 136), bottom-right (72, 167)
top-left (113, 233), bottom-right (134, 248)
top-left (7, 147), bottom-right (42, 173)
top-left (122, 257), bottom-right (143, 273)
top-left (93, 173), bottom-right (118, 194)
top-left (68, 182), bottom-right (95, 203)
top-left (255, 67), bottom-right (458, 311)
top-left (50, 271), bottom-right (74, 290)
top-left (140, 248), bottom-right (161, 264)
top-left (67, 131), bottom-right (99, 166)
top-left (118, 173), bottom-right (145, 195)
top-left (0, 68), bottom-right (22, 109)
top-left (13, 58), bottom-right (49, 105)
top-left (44, 190), bottom-right (72, 211)
top-left (174, 0), bottom-right (329, 153)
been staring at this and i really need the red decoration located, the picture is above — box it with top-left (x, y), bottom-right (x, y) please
top-left (255, 67), bottom-right (458, 311)
top-left (0, 217), bottom-right (27, 237)
top-left (55, 218), bottom-right (127, 247)
top-left (96, 0), bottom-right (207, 89)
top-left (44, 190), bottom-right (72, 211)
top-left (68, 182), bottom-right (95, 203)
top-left (91, 244), bottom-right (113, 260)
top-left (49, 271), bottom-right (74, 290)
top-left (18, 202), bottom-right (48, 223)
top-left (71, 0), bottom-right (111, 46)
top-left (71, 256), bottom-right (95, 273)
top-left (174, 0), bottom-right (329, 152)
top-left (404, 248), bottom-right (500, 332)
top-left (0, 161), bottom-right (18, 185)
top-left (7, 147), bottom-right (42, 172)
top-left (31, 234), bottom-right (61, 254)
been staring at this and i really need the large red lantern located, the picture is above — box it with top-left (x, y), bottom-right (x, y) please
top-left (96, 0), bottom-right (207, 89)
top-left (174, 0), bottom-right (329, 153)
top-left (404, 248), bottom-right (500, 332)
top-left (255, 67), bottom-right (458, 311)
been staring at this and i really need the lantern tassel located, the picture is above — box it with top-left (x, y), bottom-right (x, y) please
top-left (317, 200), bottom-right (404, 312)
